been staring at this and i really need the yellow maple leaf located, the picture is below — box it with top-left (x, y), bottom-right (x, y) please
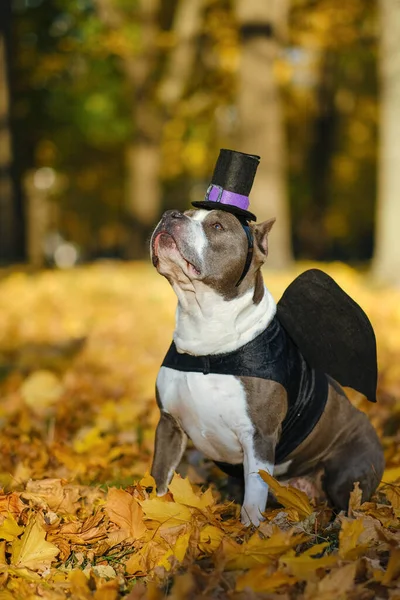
top-left (69, 569), bottom-right (91, 598)
top-left (158, 531), bottom-right (191, 571)
top-left (139, 472), bottom-right (156, 490)
top-left (236, 567), bottom-right (298, 592)
top-left (338, 518), bottom-right (366, 560)
top-left (168, 474), bottom-right (214, 510)
top-left (384, 484), bottom-right (400, 509)
top-left (198, 525), bottom-right (225, 554)
top-left (382, 466), bottom-right (400, 484)
top-left (259, 470), bottom-right (313, 519)
top-left (126, 539), bottom-right (170, 576)
top-left (105, 488), bottom-right (146, 541)
top-left (140, 498), bottom-right (192, 526)
top-left (224, 527), bottom-right (309, 570)
top-left (11, 515), bottom-right (59, 571)
top-left (0, 514), bottom-right (23, 542)
top-left (281, 549), bottom-right (338, 581)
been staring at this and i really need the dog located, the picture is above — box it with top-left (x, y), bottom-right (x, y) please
top-left (149, 208), bottom-right (384, 526)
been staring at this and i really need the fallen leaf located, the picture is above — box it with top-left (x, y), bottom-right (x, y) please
top-left (105, 488), bottom-right (146, 541)
top-left (168, 473), bottom-right (214, 510)
top-left (198, 525), bottom-right (225, 553)
top-left (11, 515), bottom-right (59, 571)
top-left (69, 569), bottom-right (90, 598)
top-left (224, 527), bottom-right (309, 570)
top-left (382, 467), bottom-right (400, 484)
top-left (281, 550), bottom-right (338, 581)
top-left (24, 479), bottom-right (80, 514)
top-left (236, 567), bottom-right (298, 592)
top-left (384, 485), bottom-right (400, 509)
top-left (140, 498), bottom-right (192, 526)
top-left (338, 518), bottom-right (367, 560)
top-left (0, 493), bottom-right (24, 517)
top-left (348, 481), bottom-right (362, 515)
top-left (0, 514), bottom-right (23, 542)
top-left (382, 548), bottom-right (400, 585)
top-left (317, 563), bottom-right (356, 596)
top-left (259, 470), bottom-right (314, 519)
top-left (158, 531), bottom-right (191, 571)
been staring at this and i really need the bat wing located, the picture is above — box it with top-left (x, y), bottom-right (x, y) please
top-left (276, 268), bottom-right (377, 402)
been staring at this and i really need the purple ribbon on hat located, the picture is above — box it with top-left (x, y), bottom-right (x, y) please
top-left (206, 184), bottom-right (250, 211)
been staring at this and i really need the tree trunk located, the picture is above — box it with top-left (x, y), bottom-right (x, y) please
top-left (373, 0), bottom-right (400, 283)
top-left (159, 0), bottom-right (203, 107)
top-left (0, 0), bottom-right (25, 263)
top-left (236, 0), bottom-right (292, 269)
top-left (94, 0), bottom-right (161, 256)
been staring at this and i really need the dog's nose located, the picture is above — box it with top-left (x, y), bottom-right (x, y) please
top-left (163, 210), bottom-right (183, 220)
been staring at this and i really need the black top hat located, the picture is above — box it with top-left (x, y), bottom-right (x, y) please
top-left (192, 149), bottom-right (260, 222)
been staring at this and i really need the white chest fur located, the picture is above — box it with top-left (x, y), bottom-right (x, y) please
top-left (157, 366), bottom-right (254, 464)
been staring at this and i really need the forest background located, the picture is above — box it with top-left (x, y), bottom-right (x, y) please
top-left (1, 0), bottom-right (399, 280)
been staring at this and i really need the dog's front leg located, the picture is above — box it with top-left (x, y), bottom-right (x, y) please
top-left (240, 431), bottom-right (275, 527)
top-left (151, 411), bottom-right (187, 495)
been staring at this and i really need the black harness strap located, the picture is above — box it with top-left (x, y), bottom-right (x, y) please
top-left (161, 317), bottom-right (328, 463)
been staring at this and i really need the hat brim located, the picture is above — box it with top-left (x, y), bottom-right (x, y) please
top-left (191, 201), bottom-right (256, 222)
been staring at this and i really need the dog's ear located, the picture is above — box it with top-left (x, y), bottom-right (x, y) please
top-left (253, 218), bottom-right (276, 258)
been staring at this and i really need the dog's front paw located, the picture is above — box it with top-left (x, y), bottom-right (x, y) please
top-left (156, 484), bottom-right (168, 497)
top-left (240, 505), bottom-right (265, 527)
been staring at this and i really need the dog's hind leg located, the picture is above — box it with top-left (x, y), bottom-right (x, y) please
top-left (322, 423), bottom-right (384, 511)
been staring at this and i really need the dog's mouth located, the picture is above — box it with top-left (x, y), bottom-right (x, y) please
top-left (152, 231), bottom-right (201, 275)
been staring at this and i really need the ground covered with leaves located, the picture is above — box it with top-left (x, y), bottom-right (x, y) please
top-left (0, 262), bottom-right (399, 599)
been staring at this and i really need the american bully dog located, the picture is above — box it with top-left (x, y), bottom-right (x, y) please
top-left (149, 150), bottom-right (384, 526)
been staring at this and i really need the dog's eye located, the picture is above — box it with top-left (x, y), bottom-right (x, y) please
top-left (213, 223), bottom-right (223, 231)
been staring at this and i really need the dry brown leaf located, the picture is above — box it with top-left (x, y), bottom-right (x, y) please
top-left (24, 479), bottom-right (80, 514)
top-left (0, 493), bottom-right (24, 518)
top-left (105, 488), bottom-right (146, 541)
top-left (348, 481), bottom-right (362, 515)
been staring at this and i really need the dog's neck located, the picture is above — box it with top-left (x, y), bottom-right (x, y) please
top-left (172, 278), bottom-right (276, 356)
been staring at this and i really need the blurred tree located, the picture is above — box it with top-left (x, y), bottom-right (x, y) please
top-left (288, 0), bottom-right (377, 262)
top-left (373, 0), bottom-right (400, 283)
top-left (236, 0), bottom-right (292, 268)
top-left (10, 0), bottom-right (381, 264)
top-left (0, 0), bottom-right (25, 263)
top-left (94, 0), bottom-right (165, 256)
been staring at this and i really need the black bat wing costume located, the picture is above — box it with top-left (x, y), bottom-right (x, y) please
top-left (162, 268), bottom-right (378, 465)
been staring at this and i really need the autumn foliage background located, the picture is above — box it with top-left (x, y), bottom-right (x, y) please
top-left (1, 0), bottom-right (400, 598)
